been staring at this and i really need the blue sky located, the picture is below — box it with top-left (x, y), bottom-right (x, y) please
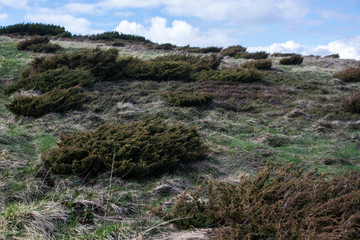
top-left (0, 0), bottom-right (359, 59)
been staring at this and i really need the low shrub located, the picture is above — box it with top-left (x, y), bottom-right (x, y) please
top-left (324, 53), bottom-right (340, 59)
top-left (164, 91), bottom-right (214, 107)
top-left (342, 91), bottom-right (360, 113)
top-left (279, 54), bottom-right (303, 65)
top-left (29, 43), bottom-right (63, 53)
top-left (0, 23), bottom-right (71, 36)
top-left (154, 43), bottom-right (177, 50)
top-left (42, 118), bottom-right (203, 178)
top-left (271, 53), bottom-right (296, 57)
top-left (155, 163), bottom-right (360, 239)
top-left (181, 46), bottom-right (223, 53)
top-left (111, 42), bottom-right (125, 47)
top-left (17, 37), bottom-right (49, 50)
top-left (6, 67), bottom-right (96, 94)
top-left (88, 31), bottom-right (152, 43)
top-left (241, 59), bottom-right (272, 70)
top-left (196, 68), bottom-right (263, 83)
top-left (220, 45), bottom-right (247, 57)
top-left (6, 86), bottom-right (86, 117)
top-left (152, 54), bottom-right (222, 71)
top-left (334, 67), bottom-right (360, 82)
top-left (235, 51), bottom-right (269, 59)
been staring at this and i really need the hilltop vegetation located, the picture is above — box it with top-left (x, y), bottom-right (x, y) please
top-left (0, 24), bottom-right (360, 239)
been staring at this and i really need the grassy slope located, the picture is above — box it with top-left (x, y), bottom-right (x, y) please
top-left (0, 36), bottom-right (360, 239)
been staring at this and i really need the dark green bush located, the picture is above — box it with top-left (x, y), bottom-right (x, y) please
top-left (271, 53), bottom-right (296, 57)
top-left (343, 92), bottom-right (360, 113)
top-left (196, 68), bottom-right (263, 82)
top-left (154, 43), bottom-right (177, 50)
top-left (235, 51), bottom-right (269, 60)
top-left (21, 48), bottom-right (118, 80)
top-left (152, 54), bottom-right (222, 71)
top-left (0, 23), bottom-right (71, 36)
top-left (88, 31), bottom-right (152, 43)
top-left (6, 86), bottom-right (86, 117)
top-left (241, 59), bottom-right (272, 70)
top-left (155, 164), bottom-right (360, 239)
top-left (181, 46), bottom-right (223, 53)
top-left (29, 43), bottom-right (63, 53)
top-left (17, 37), bottom-right (49, 50)
top-left (6, 67), bottom-right (96, 94)
top-left (111, 42), bottom-right (125, 47)
top-left (324, 53), bottom-right (340, 59)
top-left (220, 45), bottom-right (247, 57)
top-left (164, 91), bottom-right (214, 107)
top-left (279, 54), bottom-right (303, 65)
top-left (334, 67), bottom-right (360, 82)
top-left (42, 118), bottom-right (203, 178)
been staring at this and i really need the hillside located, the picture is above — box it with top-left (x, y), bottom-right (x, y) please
top-left (0, 34), bottom-right (360, 239)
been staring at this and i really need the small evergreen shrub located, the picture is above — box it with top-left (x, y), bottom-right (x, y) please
top-left (152, 54), bottom-right (222, 71)
top-left (29, 43), bottom-right (63, 53)
top-left (324, 53), bottom-right (340, 59)
top-left (6, 86), bottom-right (86, 117)
top-left (88, 31), bottom-right (152, 43)
top-left (342, 92), bottom-right (360, 113)
top-left (271, 53), bottom-right (296, 57)
top-left (42, 118), bottom-right (203, 178)
top-left (181, 46), bottom-right (223, 53)
top-left (154, 43), bottom-right (177, 50)
top-left (164, 91), bottom-right (214, 107)
top-left (220, 45), bottom-right (247, 57)
top-left (241, 59), bottom-right (272, 70)
top-left (0, 23), bottom-right (71, 36)
top-left (196, 68), bottom-right (263, 82)
top-left (235, 51), bottom-right (269, 59)
top-left (17, 37), bottom-right (49, 50)
top-left (334, 67), bottom-right (360, 82)
top-left (279, 54), bottom-right (303, 65)
top-left (155, 164), bottom-right (360, 239)
top-left (111, 42), bottom-right (125, 47)
top-left (6, 67), bottom-right (96, 94)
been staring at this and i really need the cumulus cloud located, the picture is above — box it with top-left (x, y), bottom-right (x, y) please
top-left (0, 0), bottom-right (28, 9)
top-left (114, 17), bottom-right (237, 47)
top-left (248, 36), bottom-right (360, 60)
top-left (25, 11), bottom-right (102, 35)
top-left (63, 3), bottom-right (99, 15)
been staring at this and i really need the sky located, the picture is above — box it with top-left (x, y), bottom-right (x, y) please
top-left (0, 0), bottom-right (359, 59)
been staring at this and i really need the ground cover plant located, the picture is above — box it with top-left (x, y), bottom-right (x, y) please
top-left (342, 91), bottom-right (360, 113)
top-left (6, 86), bottom-right (87, 117)
top-left (220, 45), bottom-right (247, 57)
top-left (42, 118), bottom-right (203, 178)
top-left (334, 66), bottom-right (360, 82)
top-left (164, 91), bottom-right (214, 107)
top-left (17, 36), bottom-right (63, 53)
top-left (279, 54), bottom-right (304, 65)
top-left (241, 59), bottom-right (272, 70)
top-left (235, 51), bottom-right (269, 59)
top-left (156, 163), bottom-right (360, 239)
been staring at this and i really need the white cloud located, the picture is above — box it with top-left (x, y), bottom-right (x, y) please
top-left (25, 10), bottom-right (102, 35)
top-left (0, 0), bottom-right (28, 9)
top-left (248, 36), bottom-right (360, 60)
top-left (0, 12), bottom-right (7, 21)
top-left (63, 3), bottom-right (99, 15)
top-left (114, 17), bottom-right (237, 47)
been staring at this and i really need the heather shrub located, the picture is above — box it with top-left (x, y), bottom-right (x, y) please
top-left (6, 86), bottom-right (86, 117)
top-left (164, 91), bottom-right (214, 107)
top-left (220, 45), bottom-right (247, 57)
top-left (279, 54), bottom-right (303, 65)
top-left (181, 46), bottom-right (223, 53)
top-left (271, 53), bottom-right (296, 57)
top-left (42, 118), bottom-right (203, 178)
top-left (0, 23), bottom-right (71, 36)
top-left (324, 53), bottom-right (340, 59)
top-left (154, 43), bottom-right (177, 50)
top-left (342, 92), bottom-right (360, 113)
top-left (17, 37), bottom-right (49, 50)
top-left (334, 67), bottom-right (360, 82)
top-left (29, 43), bottom-right (63, 53)
top-left (241, 59), bottom-right (272, 70)
top-left (196, 68), bottom-right (263, 82)
top-left (152, 54), bottom-right (222, 71)
top-left (111, 42), bottom-right (125, 47)
top-left (89, 31), bottom-right (151, 43)
top-left (155, 163), bottom-right (360, 239)
top-left (6, 67), bottom-right (96, 94)
top-left (235, 51), bottom-right (269, 59)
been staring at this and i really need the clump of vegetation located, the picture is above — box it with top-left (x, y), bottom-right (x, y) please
top-left (264, 134), bottom-right (289, 147)
top-left (152, 54), bottom-right (222, 71)
top-left (154, 43), bottom-right (177, 50)
top-left (111, 42), bottom-right (125, 47)
top-left (235, 51), bottom-right (269, 59)
top-left (324, 53), bottom-right (340, 59)
top-left (164, 91), bottom-right (214, 107)
top-left (334, 67), bottom-right (360, 82)
top-left (6, 86), bottom-right (87, 117)
top-left (88, 31), bottom-right (152, 43)
top-left (241, 59), bottom-right (272, 70)
top-left (197, 68), bottom-right (263, 83)
top-left (17, 36), bottom-right (49, 50)
top-left (156, 163), bottom-right (360, 239)
top-left (271, 53), bottom-right (296, 57)
top-left (29, 43), bottom-right (63, 53)
top-left (220, 45), bottom-right (247, 57)
top-left (6, 67), bottom-right (96, 94)
top-left (42, 118), bottom-right (203, 178)
top-left (342, 91), bottom-right (360, 113)
top-left (0, 23), bottom-right (71, 37)
top-left (279, 54), bottom-right (303, 65)
top-left (181, 46), bottom-right (223, 53)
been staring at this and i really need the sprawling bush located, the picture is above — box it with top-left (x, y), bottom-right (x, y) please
top-left (241, 59), bottom-right (272, 70)
top-left (164, 91), bottom-right (214, 107)
top-left (181, 46), bottom-right (223, 53)
top-left (334, 67), bottom-right (360, 82)
top-left (235, 51), bottom-right (269, 59)
top-left (324, 53), bottom-right (340, 59)
top-left (29, 43), bottom-right (63, 53)
top-left (271, 53), bottom-right (296, 57)
top-left (88, 31), bottom-right (152, 43)
top-left (22, 48), bottom-right (118, 80)
top-left (342, 92), bottom-right (360, 113)
top-left (17, 37), bottom-right (49, 50)
top-left (196, 68), bottom-right (263, 83)
top-left (279, 54), bottom-right (303, 65)
top-left (154, 43), bottom-right (177, 50)
top-left (155, 163), bottom-right (360, 239)
top-left (152, 54), bottom-right (222, 71)
top-left (6, 86), bottom-right (86, 117)
top-left (6, 67), bottom-right (96, 94)
top-left (220, 45), bottom-right (247, 57)
top-left (0, 23), bottom-right (71, 36)
top-left (42, 118), bottom-right (203, 178)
